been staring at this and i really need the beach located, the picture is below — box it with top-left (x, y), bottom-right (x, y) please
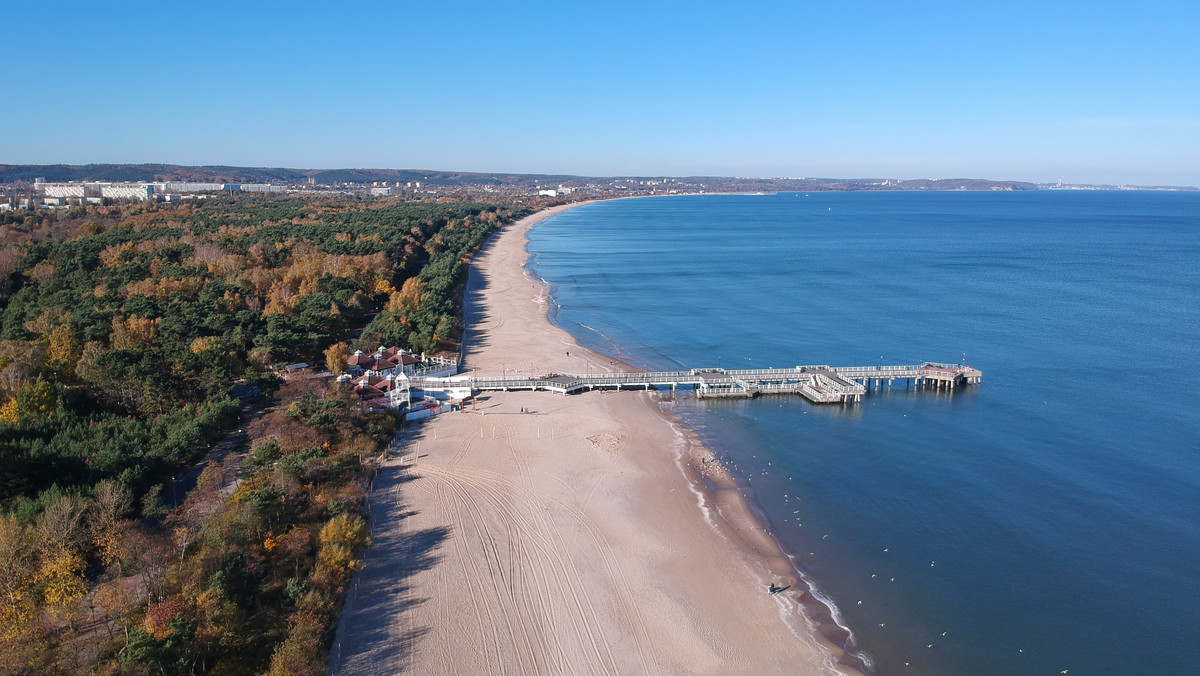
top-left (331, 202), bottom-right (851, 675)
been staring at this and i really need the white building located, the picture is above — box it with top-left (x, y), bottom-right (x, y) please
top-left (40, 181), bottom-right (155, 201)
top-left (100, 184), bottom-right (154, 200)
top-left (42, 184), bottom-right (86, 198)
top-left (238, 184), bottom-right (287, 193)
top-left (370, 187), bottom-right (394, 196)
top-left (165, 182), bottom-right (225, 192)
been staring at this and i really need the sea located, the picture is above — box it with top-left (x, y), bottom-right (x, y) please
top-left (525, 191), bottom-right (1200, 675)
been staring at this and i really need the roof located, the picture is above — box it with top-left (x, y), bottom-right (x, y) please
top-left (347, 346), bottom-right (425, 372)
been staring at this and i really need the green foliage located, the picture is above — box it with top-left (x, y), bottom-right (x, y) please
top-left (0, 195), bottom-right (523, 674)
top-left (141, 484), bottom-right (166, 519)
top-left (0, 199), bottom-right (519, 512)
top-left (247, 439), bottom-right (281, 470)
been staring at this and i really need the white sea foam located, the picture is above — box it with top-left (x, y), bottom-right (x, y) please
top-left (661, 409), bottom-right (716, 528)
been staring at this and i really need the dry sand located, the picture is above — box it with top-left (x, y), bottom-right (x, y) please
top-left (331, 203), bottom-right (853, 675)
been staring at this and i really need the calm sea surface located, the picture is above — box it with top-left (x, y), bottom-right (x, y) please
top-left (526, 191), bottom-right (1200, 675)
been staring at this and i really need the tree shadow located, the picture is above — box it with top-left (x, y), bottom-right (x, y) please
top-left (329, 464), bottom-right (452, 674)
top-left (461, 262), bottom-right (494, 362)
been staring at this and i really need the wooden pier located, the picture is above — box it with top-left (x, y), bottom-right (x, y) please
top-left (417, 362), bottom-right (981, 405)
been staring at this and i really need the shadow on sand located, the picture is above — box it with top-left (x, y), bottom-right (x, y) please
top-left (328, 464), bottom-right (452, 674)
top-left (460, 227), bottom-right (508, 364)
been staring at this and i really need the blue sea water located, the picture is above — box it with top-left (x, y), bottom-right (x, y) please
top-left (526, 191), bottom-right (1200, 675)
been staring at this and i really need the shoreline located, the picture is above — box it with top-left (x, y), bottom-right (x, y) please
top-left (333, 198), bottom-right (861, 674)
top-left (516, 201), bottom-right (871, 674)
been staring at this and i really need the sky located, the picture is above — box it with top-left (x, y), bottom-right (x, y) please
top-left (4, 1), bottom-right (1199, 186)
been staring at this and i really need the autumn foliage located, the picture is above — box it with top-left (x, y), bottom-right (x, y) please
top-left (0, 196), bottom-right (521, 673)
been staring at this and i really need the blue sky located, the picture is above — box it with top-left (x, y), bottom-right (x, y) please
top-left (4, 1), bottom-right (1198, 185)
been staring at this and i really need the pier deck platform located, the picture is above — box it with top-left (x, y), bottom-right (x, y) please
top-left (416, 362), bottom-right (981, 405)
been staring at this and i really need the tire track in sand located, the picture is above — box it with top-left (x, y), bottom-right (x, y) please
top-left (430, 461), bottom-right (621, 675)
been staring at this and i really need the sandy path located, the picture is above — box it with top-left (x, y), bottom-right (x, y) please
top-left (331, 203), bottom-right (846, 675)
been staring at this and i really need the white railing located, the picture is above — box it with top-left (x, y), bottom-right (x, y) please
top-left (460, 362), bottom-right (973, 402)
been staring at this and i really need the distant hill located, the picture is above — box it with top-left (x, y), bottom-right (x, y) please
top-left (0, 163), bottom-right (1046, 191)
top-left (0, 163), bottom-right (312, 184)
top-left (308, 168), bottom-right (581, 186)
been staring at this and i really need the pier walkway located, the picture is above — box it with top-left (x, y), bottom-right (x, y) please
top-left (415, 362), bottom-right (981, 405)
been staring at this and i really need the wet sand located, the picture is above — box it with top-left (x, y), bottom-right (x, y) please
top-left (331, 202), bottom-right (854, 675)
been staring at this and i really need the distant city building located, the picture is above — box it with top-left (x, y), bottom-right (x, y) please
top-left (43, 184), bottom-right (86, 198)
top-left (165, 182), bottom-right (225, 192)
top-left (538, 189), bottom-right (558, 197)
top-left (39, 181), bottom-right (155, 201)
top-left (370, 187), bottom-right (394, 196)
top-left (100, 183), bottom-right (154, 200)
top-left (238, 184), bottom-right (287, 193)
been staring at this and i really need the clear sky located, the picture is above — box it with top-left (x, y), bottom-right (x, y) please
top-left (5, 1), bottom-right (1199, 186)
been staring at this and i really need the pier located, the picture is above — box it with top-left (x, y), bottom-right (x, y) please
top-left (416, 362), bottom-right (981, 405)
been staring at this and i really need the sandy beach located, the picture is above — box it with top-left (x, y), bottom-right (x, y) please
top-left (331, 202), bottom-right (853, 675)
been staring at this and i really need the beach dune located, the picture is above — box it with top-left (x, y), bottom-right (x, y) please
top-left (330, 203), bottom-right (847, 675)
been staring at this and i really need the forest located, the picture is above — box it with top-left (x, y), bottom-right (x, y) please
top-left (0, 195), bottom-right (524, 674)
